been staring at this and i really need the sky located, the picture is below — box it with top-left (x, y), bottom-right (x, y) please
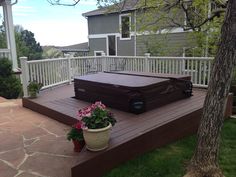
top-left (9, 0), bottom-right (97, 46)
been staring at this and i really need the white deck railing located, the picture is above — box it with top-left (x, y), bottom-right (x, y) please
top-left (0, 49), bottom-right (11, 59)
top-left (20, 55), bottom-right (213, 97)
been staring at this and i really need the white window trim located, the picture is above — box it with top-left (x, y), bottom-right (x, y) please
top-left (119, 13), bottom-right (132, 40)
top-left (94, 51), bottom-right (104, 56)
top-left (106, 35), bottom-right (117, 56)
top-left (88, 32), bottom-right (136, 39)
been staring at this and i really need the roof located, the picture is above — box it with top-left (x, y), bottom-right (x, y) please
top-left (83, 0), bottom-right (139, 17)
top-left (57, 42), bottom-right (89, 52)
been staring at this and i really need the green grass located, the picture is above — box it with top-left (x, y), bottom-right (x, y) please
top-left (103, 118), bottom-right (236, 177)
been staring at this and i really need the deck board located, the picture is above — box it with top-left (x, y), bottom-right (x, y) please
top-left (22, 84), bottom-right (232, 177)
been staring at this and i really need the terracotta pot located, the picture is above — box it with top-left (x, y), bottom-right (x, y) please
top-left (83, 123), bottom-right (112, 151)
top-left (72, 140), bottom-right (85, 152)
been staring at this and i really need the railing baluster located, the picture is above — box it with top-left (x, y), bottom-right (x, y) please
top-left (203, 60), bottom-right (207, 85)
top-left (194, 60), bottom-right (198, 85)
top-left (207, 60), bottom-right (211, 85)
top-left (199, 60), bottom-right (202, 85)
top-left (22, 56), bottom-right (213, 90)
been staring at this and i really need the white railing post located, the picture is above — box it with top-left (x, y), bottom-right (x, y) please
top-left (65, 54), bottom-right (72, 84)
top-left (182, 58), bottom-right (185, 74)
top-left (20, 57), bottom-right (29, 97)
top-left (101, 52), bottom-right (107, 72)
top-left (145, 53), bottom-right (150, 72)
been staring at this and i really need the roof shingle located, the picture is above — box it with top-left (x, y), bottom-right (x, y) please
top-left (83, 0), bottom-right (140, 17)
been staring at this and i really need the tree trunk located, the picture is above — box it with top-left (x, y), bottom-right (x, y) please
top-left (184, 0), bottom-right (236, 177)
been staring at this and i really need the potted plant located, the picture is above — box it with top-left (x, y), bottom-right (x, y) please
top-left (67, 122), bottom-right (85, 152)
top-left (78, 101), bottom-right (116, 151)
top-left (27, 81), bottom-right (43, 98)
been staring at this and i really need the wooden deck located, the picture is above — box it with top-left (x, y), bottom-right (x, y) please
top-left (22, 84), bottom-right (233, 177)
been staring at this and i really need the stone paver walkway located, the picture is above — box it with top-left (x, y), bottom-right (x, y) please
top-left (0, 97), bottom-right (79, 177)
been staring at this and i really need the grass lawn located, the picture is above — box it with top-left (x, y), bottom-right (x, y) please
top-left (104, 118), bottom-right (236, 177)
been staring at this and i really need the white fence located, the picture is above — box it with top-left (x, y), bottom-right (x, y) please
top-left (0, 49), bottom-right (11, 59)
top-left (20, 55), bottom-right (213, 97)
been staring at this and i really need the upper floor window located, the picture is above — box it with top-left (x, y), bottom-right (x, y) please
top-left (120, 14), bottom-right (131, 39)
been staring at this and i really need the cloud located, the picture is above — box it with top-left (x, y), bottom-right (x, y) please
top-left (19, 19), bottom-right (88, 46)
top-left (58, 0), bottom-right (97, 6)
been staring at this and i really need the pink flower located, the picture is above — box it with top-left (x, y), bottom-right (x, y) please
top-left (94, 101), bottom-right (106, 110)
top-left (75, 122), bottom-right (82, 129)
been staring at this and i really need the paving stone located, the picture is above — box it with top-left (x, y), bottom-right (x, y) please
top-left (24, 139), bottom-right (39, 147)
top-left (0, 122), bottom-right (48, 139)
top-left (0, 97), bottom-right (7, 103)
top-left (39, 134), bottom-right (67, 141)
top-left (0, 133), bottom-right (23, 152)
top-left (17, 172), bottom-right (41, 177)
top-left (20, 153), bottom-right (78, 177)
top-left (14, 113), bottom-right (47, 126)
top-left (0, 102), bottom-right (18, 108)
top-left (0, 116), bottom-right (11, 124)
top-left (0, 148), bottom-right (26, 168)
top-left (1, 99), bottom-right (79, 177)
top-left (41, 120), bottom-right (69, 137)
top-left (0, 161), bottom-right (18, 177)
top-left (26, 139), bottom-right (78, 156)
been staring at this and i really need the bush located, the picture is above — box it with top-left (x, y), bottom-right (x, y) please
top-left (0, 76), bottom-right (22, 99)
top-left (0, 58), bottom-right (12, 77)
top-left (0, 58), bottom-right (22, 99)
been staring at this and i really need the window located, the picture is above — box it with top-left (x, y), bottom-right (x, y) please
top-left (94, 51), bottom-right (103, 56)
top-left (120, 15), bottom-right (131, 39)
top-left (108, 35), bottom-right (116, 56)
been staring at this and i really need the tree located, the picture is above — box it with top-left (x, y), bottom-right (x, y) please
top-left (184, 1), bottom-right (236, 176)
top-left (0, 21), bottom-right (42, 60)
top-left (48, 0), bottom-right (235, 176)
top-left (0, 14), bottom-right (7, 48)
top-left (17, 28), bottom-right (43, 60)
top-left (42, 46), bottom-right (63, 58)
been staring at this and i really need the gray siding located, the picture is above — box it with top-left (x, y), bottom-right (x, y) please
top-left (88, 12), bottom-right (135, 35)
top-left (89, 36), bottom-right (135, 56)
top-left (136, 32), bottom-right (196, 56)
top-left (88, 12), bottom-right (136, 56)
top-left (89, 38), bottom-right (106, 55)
top-left (117, 36), bottom-right (135, 56)
top-left (88, 14), bottom-right (119, 34)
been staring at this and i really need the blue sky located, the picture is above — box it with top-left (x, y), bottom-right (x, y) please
top-left (11, 0), bottom-right (97, 46)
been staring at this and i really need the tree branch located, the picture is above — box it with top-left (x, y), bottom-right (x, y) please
top-left (47, 0), bottom-right (80, 6)
top-left (183, 8), bottom-right (226, 31)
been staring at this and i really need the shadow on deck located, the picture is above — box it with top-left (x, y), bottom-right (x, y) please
top-left (22, 84), bottom-right (232, 177)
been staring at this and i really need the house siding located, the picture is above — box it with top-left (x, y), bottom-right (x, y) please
top-left (89, 38), bottom-right (107, 55)
top-left (117, 36), bottom-right (135, 56)
top-left (88, 12), bottom-right (136, 56)
top-left (88, 12), bottom-right (135, 35)
top-left (88, 14), bottom-right (119, 34)
top-left (86, 9), bottom-right (197, 57)
top-left (136, 32), bottom-right (195, 56)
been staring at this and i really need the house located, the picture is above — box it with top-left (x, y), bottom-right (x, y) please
top-left (0, 0), bottom-right (18, 70)
top-left (82, 0), bottom-right (196, 57)
top-left (57, 42), bottom-right (89, 57)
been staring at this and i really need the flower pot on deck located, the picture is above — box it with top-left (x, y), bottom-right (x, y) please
top-left (28, 91), bottom-right (38, 98)
top-left (83, 123), bottom-right (112, 151)
top-left (72, 140), bottom-right (85, 152)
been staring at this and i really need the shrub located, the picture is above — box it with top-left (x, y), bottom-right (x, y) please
top-left (0, 58), bottom-right (12, 77)
top-left (0, 58), bottom-right (22, 99)
top-left (0, 75), bottom-right (22, 99)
